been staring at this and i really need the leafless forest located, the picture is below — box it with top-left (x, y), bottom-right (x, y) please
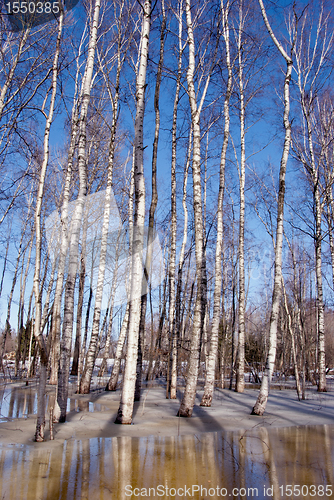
top-left (1, 0), bottom-right (334, 441)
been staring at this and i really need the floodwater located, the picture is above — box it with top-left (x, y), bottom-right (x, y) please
top-left (0, 386), bottom-right (334, 499)
top-left (0, 426), bottom-right (333, 499)
top-left (0, 384), bottom-right (107, 422)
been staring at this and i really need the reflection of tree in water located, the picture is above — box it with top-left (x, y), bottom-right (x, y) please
top-left (0, 427), bottom-right (333, 499)
top-left (77, 399), bottom-right (90, 412)
top-left (260, 427), bottom-right (280, 500)
top-left (6, 387), bottom-right (37, 418)
top-left (117, 436), bottom-right (132, 496)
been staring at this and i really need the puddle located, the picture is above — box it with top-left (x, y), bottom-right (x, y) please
top-left (0, 425), bottom-right (333, 499)
top-left (0, 385), bottom-right (107, 422)
top-left (0, 385), bottom-right (41, 421)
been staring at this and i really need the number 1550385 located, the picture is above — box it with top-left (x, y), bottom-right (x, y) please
top-left (279, 485), bottom-right (332, 497)
top-left (5, 2), bottom-right (60, 14)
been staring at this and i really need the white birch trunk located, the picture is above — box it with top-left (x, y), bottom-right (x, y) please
top-left (49, 31), bottom-right (87, 386)
top-left (135, 0), bottom-right (165, 402)
top-left (175, 129), bottom-right (191, 353)
top-left (57, 0), bottom-right (101, 421)
top-left (115, 0), bottom-right (151, 424)
top-left (0, 29), bottom-right (30, 119)
top-left (252, 0), bottom-right (293, 416)
top-left (235, 1), bottom-right (246, 393)
top-left (177, 0), bottom-right (206, 417)
top-left (106, 303), bottom-right (130, 391)
top-left (79, 52), bottom-right (121, 393)
top-left (282, 278), bottom-right (302, 400)
top-left (32, 11), bottom-right (63, 440)
top-left (200, 0), bottom-right (231, 406)
top-left (168, 0), bottom-right (182, 400)
top-left (293, 15), bottom-right (330, 391)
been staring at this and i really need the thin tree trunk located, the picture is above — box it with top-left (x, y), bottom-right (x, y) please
top-left (167, 0), bottom-right (182, 400)
top-left (48, 35), bottom-right (85, 385)
top-left (115, 0), bottom-right (151, 424)
top-left (57, 0), bottom-right (101, 421)
top-left (71, 252), bottom-right (86, 376)
top-left (201, 0), bottom-right (231, 406)
top-left (282, 278), bottom-right (302, 400)
top-left (106, 303), bottom-right (130, 391)
top-left (235, 1), bottom-right (246, 393)
top-left (80, 0), bottom-right (127, 394)
top-left (252, 0), bottom-right (294, 416)
top-left (229, 280), bottom-right (236, 390)
top-left (0, 218), bottom-right (12, 300)
top-left (135, 1), bottom-right (165, 402)
top-left (177, 0), bottom-right (208, 417)
top-left (174, 129), bottom-right (191, 386)
top-left (0, 29), bottom-right (30, 119)
top-left (33, 10), bottom-right (63, 440)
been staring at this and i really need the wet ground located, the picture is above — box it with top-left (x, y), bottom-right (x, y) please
top-left (0, 382), bottom-right (333, 499)
top-left (0, 424), bottom-right (333, 499)
top-left (0, 382), bottom-right (108, 422)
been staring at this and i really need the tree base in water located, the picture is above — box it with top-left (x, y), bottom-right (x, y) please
top-left (177, 408), bottom-right (193, 417)
top-left (200, 395), bottom-right (212, 407)
top-left (34, 422), bottom-right (45, 442)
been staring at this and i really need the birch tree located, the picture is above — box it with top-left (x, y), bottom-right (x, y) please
top-left (167, 0), bottom-right (184, 400)
top-left (135, 0), bottom-right (166, 402)
top-left (57, 0), bottom-right (101, 422)
top-left (32, 9), bottom-right (63, 441)
top-left (252, 0), bottom-right (295, 416)
top-left (177, 0), bottom-right (217, 417)
top-left (79, 0), bottom-right (132, 394)
top-left (115, 0), bottom-right (151, 424)
top-left (234, 0), bottom-right (246, 393)
top-left (200, 0), bottom-right (232, 407)
top-left (291, 6), bottom-right (333, 392)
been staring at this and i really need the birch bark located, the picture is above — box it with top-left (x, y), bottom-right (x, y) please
top-left (106, 161), bottom-right (134, 389)
top-left (32, 10), bottom-right (63, 441)
top-left (79, 18), bottom-right (124, 394)
top-left (252, 0), bottom-right (294, 416)
top-left (177, 0), bottom-right (207, 417)
top-left (115, 0), bottom-right (151, 424)
top-left (235, 0), bottom-right (246, 393)
top-left (200, 0), bottom-right (231, 406)
top-left (106, 303), bottom-right (130, 390)
top-left (167, 0), bottom-right (182, 400)
top-left (57, 0), bottom-right (101, 421)
top-left (135, 0), bottom-right (165, 402)
top-left (49, 29), bottom-right (87, 385)
top-left (292, 10), bottom-right (332, 392)
top-left (175, 129), bottom-right (191, 366)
